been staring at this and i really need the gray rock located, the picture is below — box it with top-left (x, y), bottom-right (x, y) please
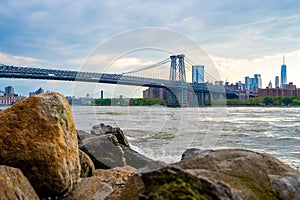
top-left (181, 148), bottom-right (213, 160)
top-left (269, 173), bottom-right (300, 199)
top-left (79, 124), bottom-right (154, 169)
top-left (90, 123), bottom-right (130, 147)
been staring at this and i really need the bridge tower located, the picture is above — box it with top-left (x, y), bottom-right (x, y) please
top-left (169, 54), bottom-right (186, 82)
top-left (168, 54), bottom-right (188, 106)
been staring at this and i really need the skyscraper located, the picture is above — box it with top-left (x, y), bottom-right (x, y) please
top-left (281, 56), bottom-right (287, 88)
top-left (192, 65), bottom-right (204, 83)
top-left (245, 74), bottom-right (261, 91)
top-left (254, 74), bottom-right (262, 89)
top-left (5, 86), bottom-right (14, 97)
top-left (275, 76), bottom-right (279, 88)
top-left (245, 76), bottom-right (250, 90)
top-left (268, 80), bottom-right (272, 88)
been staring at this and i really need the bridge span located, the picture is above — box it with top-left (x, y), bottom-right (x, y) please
top-left (0, 64), bottom-right (237, 93)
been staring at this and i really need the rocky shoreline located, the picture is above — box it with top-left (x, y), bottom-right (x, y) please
top-left (0, 92), bottom-right (299, 199)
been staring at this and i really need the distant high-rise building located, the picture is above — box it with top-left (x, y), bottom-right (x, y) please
top-left (254, 74), bottom-right (262, 89)
top-left (275, 76), bottom-right (279, 88)
top-left (245, 76), bottom-right (250, 90)
top-left (281, 56), bottom-right (287, 88)
top-left (268, 80), bottom-right (272, 88)
top-left (244, 74), bottom-right (261, 91)
top-left (250, 78), bottom-right (257, 90)
top-left (5, 86), bottom-right (14, 97)
top-left (192, 65), bottom-right (204, 83)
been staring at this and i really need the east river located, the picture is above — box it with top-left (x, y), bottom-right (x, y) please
top-left (72, 106), bottom-right (300, 170)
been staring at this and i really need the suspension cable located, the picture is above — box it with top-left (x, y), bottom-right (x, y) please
top-left (122, 58), bottom-right (170, 75)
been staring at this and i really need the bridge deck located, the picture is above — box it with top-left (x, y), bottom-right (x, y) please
top-left (0, 64), bottom-right (238, 96)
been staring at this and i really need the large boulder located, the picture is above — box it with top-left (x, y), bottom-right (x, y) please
top-left (78, 127), bottom-right (153, 169)
top-left (0, 92), bottom-right (81, 198)
top-left (174, 148), bottom-right (300, 200)
top-left (0, 165), bottom-right (39, 200)
top-left (120, 166), bottom-right (241, 200)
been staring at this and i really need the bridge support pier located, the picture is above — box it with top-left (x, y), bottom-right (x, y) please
top-left (166, 84), bottom-right (188, 107)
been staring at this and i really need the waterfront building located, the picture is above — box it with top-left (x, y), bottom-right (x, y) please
top-left (192, 65), bottom-right (204, 83)
top-left (275, 76), bottom-right (279, 88)
top-left (258, 82), bottom-right (300, 98)
top-left (143, 87), bottom-right (167, 100)
top-left (214, 81), bottom-right (224, 86)
top-left (29, 87), bottom-right (44, 96)
top-left (5, 86), bottom-right (14, 97)
top-left (0, 86), bottom-right (25, 106)
top-left (281, 56), bottom-right (287, 88)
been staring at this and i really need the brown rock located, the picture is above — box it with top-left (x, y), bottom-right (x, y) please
top-left (94, 165), bottom-right (136, 199)
top-left (174, 148), bottom-right (300, 200)
top-left (79, 149), bottom-right (95, 178)
top-left (62, 177), bottom-right (113, 200)
top-left (0, 165), bottom-right (39, 200)
top-left (0, 92), bottom-right (81, 198)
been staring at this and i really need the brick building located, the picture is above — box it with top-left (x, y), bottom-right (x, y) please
top-left (258, 82), bottom-right (300, 98)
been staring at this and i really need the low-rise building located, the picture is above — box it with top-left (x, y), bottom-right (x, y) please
top-left (258, 82), bottom-right (300, 98)
top-left (0, 86), bottom-right (25, 106)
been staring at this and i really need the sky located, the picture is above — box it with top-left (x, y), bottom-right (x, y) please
top-left (1, 0), bottom-right (300, 97)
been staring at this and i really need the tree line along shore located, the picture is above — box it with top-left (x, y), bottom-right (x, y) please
top-left (91, 96), bottom-right (300, 107)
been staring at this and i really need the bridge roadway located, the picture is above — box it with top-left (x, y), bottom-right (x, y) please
top-left (0, 64), bottom-right (238, 96)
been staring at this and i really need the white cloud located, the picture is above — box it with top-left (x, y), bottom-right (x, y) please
top-left (0, 52), bottom-right (44, 66)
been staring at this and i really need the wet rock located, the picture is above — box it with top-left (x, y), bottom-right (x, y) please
top-left (121, 144), bottom-right (155, 169)
top-left (77, 129), bottom-right (92, 141)
top-left (79, 125), bottom-right (154, 169)
top-left (81, 134), bottom-right (126, 169)
top-left (0, 92), bottom-right (81, 198)
top-left (121, 166), bottom-right (241, 200)
top-left (62, 177), bottom-right (113, 200)
top-left (0, 165), bottom-right (39, 200)
top-left (174, 148), bottom-right (300, 200)
top-left (79, 149), bottom-right (95, 178)
top-left (181, 148), bottom-right (212, 160)
top-left (269, 173), bottom-right (300, 199)
top-left (90, 123), bottom-right (130, 147)
top-left (94, 165), bottom-right (136, 200)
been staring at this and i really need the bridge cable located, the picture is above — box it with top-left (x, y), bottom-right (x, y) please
top-left (122, 58), bottom-right (170, 75)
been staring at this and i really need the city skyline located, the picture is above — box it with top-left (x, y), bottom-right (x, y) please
top-left (0, 56), bottom-right (297, 98)
top-left (1, 1), bottom-right (300, 96)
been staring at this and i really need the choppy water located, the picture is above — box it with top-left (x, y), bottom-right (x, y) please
top-left (72, 106), bottom-right (300, 170)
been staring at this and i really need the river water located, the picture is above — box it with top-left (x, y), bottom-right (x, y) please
top-left (72, 106), bottom-right (300, 170)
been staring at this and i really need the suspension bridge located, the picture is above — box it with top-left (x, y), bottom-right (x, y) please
top-left (0, 55), bottom-right (239, 106)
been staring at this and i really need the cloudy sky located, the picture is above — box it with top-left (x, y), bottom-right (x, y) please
top-left (1, 0), bottom-right (300, 97)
